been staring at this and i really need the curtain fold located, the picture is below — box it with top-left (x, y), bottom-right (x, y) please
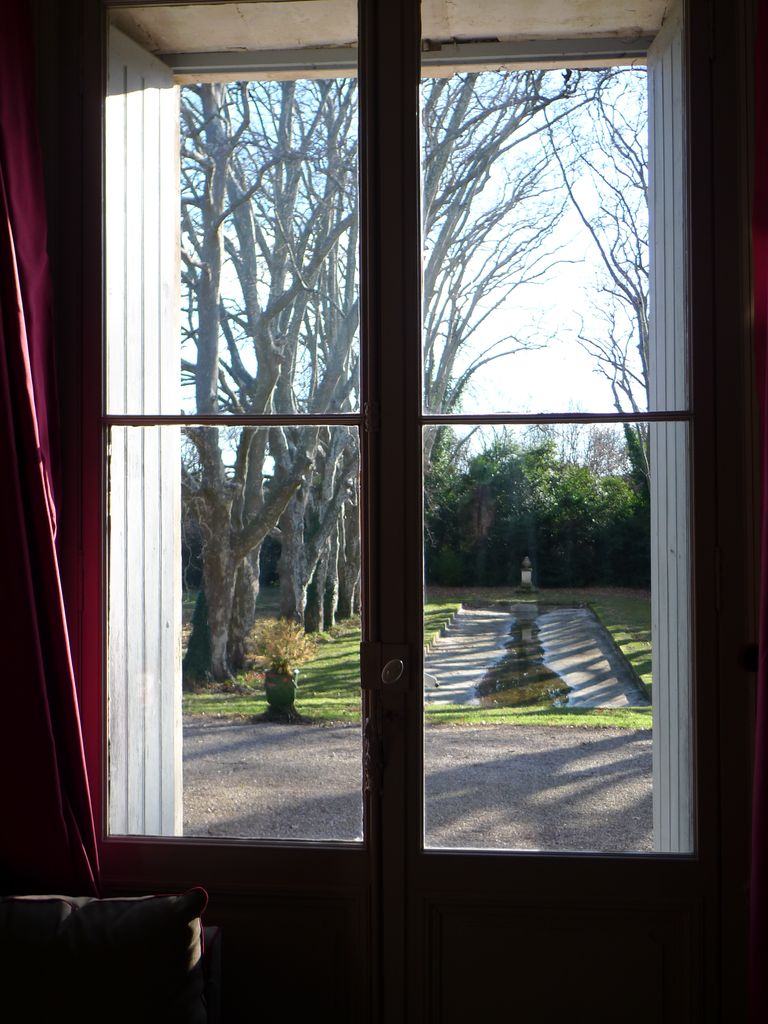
top-left (0, 0), bottom-right (98, 894)
top-left (754, 0), bottom-right (768, 1017)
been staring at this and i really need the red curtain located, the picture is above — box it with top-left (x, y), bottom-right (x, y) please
top-left (0, 1), bottom-right (98, 893)
top-left (754, 1), bottom-right (768, 1017)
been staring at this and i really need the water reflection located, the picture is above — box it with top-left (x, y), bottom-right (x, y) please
top-left (476, 603), bottom-right (571, 708)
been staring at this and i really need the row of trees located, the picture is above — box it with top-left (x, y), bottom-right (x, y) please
top-left (179, 67), bottom-right (649, 685)
top-left (181, 78), bottom-right (363, 682)
top-left (424, 427), bottom-right (650, 590)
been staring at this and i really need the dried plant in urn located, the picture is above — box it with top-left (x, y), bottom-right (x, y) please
top-left (251, 618), bottom-right (317, 721)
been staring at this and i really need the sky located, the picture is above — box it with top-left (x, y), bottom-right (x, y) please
top-left (427, 69), bottom-right (649, 419)
top-left (178, 67), bottom-right (649, 422)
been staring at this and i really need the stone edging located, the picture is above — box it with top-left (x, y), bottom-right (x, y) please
top-left (587, 602), bottom-right (651, 701)
top-left (423, 604), bottom-right (463, 656)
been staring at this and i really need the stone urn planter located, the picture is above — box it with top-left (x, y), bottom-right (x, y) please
top-left (251, 619), bottom-right (316, 723)
top-left (264, 668), bottom-right (299, 711)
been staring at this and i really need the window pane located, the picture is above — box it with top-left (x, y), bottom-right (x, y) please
top-left (106, 2), bottom-right (360, 417)
top-left (422, 422), bottom-right (692, 853)
top-left (419, 56), bottom-right (685, 415)
top-left (108, 425), bottom-right (363, 841)
top-left (179, 77), bottom-right (360, 416)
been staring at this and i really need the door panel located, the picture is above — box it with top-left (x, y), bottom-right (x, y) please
top-left (383, 0), bottom-right (708, 1019)
top-left (425, 899), bottom-right (699, 1022)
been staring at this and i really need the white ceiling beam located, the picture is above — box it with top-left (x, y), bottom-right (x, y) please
top-left (163, 35), bottom-right (652, 78)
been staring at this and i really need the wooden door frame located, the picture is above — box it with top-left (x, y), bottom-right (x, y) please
top-left (358, 0), bottom-right (423, 1018)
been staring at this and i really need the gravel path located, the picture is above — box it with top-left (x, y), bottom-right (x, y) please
top-left (424, 723), bottom-right (652, 852)
top-left (183, 718), bottom-right (652, 852)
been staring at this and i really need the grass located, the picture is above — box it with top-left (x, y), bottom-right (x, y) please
top-left (182, 587), bottom-right (652, 728)
top-left (423, 601), bottom-right (462, 647)
top-left (183, 616), bottom-right (364, 722)
top-left (424, 703), bottom-right (652, 730)
top-left (587, 593), bottom-right (652, 696)
top-left (183, 599), bottom-right (463, 721)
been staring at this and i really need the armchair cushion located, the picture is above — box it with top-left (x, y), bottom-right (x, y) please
top-left (0, 887), bottom-right (209, 1023)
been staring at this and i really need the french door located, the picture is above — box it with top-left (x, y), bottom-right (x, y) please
top-left (92, 0), bottom-right (741, 1020)
top-left (364, 1), bottom-right (709, 1020)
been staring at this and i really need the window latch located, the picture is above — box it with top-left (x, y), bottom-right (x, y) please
top-left (360, 641), bottom-right (409, 691)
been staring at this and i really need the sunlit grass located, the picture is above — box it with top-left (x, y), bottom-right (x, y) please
top-left (587, 593), bottom-right (652, 696)
top-left (423, 602), bottom-right (462, 647)
top-left (424, 702), bottom-right (652, 729)
top-left (182, 607), bottom-right (463, 722)
top-left (183, 689), bottom-right (362, 722)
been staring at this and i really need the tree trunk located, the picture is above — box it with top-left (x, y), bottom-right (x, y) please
top-left (227, 552), bottom-right (260, 671)
top-left (278, 496), bottom-right (308, 623)
top-left (204, 543), bottom-right (238, 681)
top-left (323, 523), bottom-right (340, 630)
top-left (182, 589), bottom-right (212, 688)
top-left (195, 84), bottom-right (229, 415)
top-left (287, 434), bottom-right (359, 629)
top-left (304, 544), bottom-right (327, 634)
top-left (337, 499), bottom-right (361, 620)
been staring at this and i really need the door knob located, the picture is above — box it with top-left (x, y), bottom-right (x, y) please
top-left (381, 658), bottom-right (405, 684)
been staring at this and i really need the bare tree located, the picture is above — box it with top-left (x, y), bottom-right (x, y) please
top-left (544, 69), bottom-right (650, 481)
top-left (420, 69), bottom-right (587, 463)
top-left (179, 69), bottom-right (605, 680)
top-left (180, 80), bottom-right (359, 681)
top-left (525, 421), bottom-right (631, 477)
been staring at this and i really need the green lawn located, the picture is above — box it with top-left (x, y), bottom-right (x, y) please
top-left (587, 593), bottom-right (652, 696)
top-left (183, 587), bottom-right (652, 728)
top-left (183, 603), bottom-right (462, 722)
top-left (424, 703), bottom-right (652, 729)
